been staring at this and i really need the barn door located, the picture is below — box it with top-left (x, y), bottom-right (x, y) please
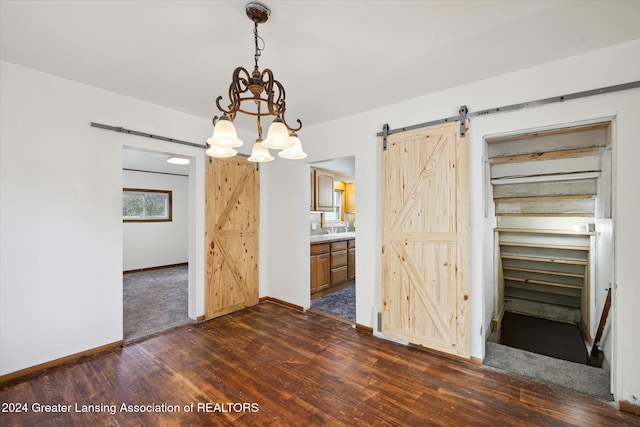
top-left (382, 121), bottom-right (470, 358)
top-left (205, 157), bottom-right (259, 319)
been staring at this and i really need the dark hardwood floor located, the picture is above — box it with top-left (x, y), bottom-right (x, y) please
top-left (1, 302), bottom-right (638, 426)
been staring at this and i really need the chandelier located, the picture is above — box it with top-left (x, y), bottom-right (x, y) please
top-left (205, 2), bottom-right (306, 162)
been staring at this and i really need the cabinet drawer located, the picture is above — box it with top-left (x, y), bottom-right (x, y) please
top-left (311, 243), bottom-right (330, 255)
top-left (347, 239), bottom-right (355, 249)
top-left (331, 266), bottom-right (348, 285)
top-left (331, 250), bottom-right (347, 268)
top-left (331, 240), bottom-right (348, 251)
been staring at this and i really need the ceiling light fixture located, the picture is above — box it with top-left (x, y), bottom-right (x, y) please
top-left (206, 2), bottom-right (306, 162)
top-left (167, 156), bottom-right (190, 165)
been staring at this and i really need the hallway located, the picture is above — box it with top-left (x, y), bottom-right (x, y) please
top-left (123, 264), bottom-right (191, 342)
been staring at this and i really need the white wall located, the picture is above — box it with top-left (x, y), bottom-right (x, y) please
top-left (2, 38), bottom-right (639, 406)
top-left (0, 60), bottom-right (209, 375)
top-left (122, 170), bottom-right (189, 271)
top-left (312, 157), bottom-right (356, 175)
top-left (261, 39), bottom-right (640, 404)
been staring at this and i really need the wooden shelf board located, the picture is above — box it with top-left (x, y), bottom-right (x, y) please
top-left (504, 289), bottom-right (581, 309)
top-left (496, 213), bottom-right (594, 217)
top-left (503, 275), bottom-right (582, 290)
top-left (489, 147), bottom-right (602, 165)
top-left (499, 241), bottom-right (589, 251)
top-left (495, 228), bottom-right (595, 236)
top-left (501, 254), bottom-right (588, 266)
top-left (494, 194), bottom-right (595, 203)
top-left (502, 266), bottom-right (584, 279)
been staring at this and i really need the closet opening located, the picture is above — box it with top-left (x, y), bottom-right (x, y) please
top-left (484, 120), bottom-right (614, 400)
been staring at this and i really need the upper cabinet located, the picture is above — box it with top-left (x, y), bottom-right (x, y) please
top-left (313, 169), bottom-right (335, 211)
top-left (344, 182), bottom-right (356, 213)
top-left (311, 167), bottom-right (355, 215)
top-left (310, 170), bottom-right (315, 211)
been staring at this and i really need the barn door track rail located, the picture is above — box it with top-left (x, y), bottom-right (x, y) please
top-left (379, 80), bottom-right (640, 149)
top-left (90, 122), bottom-right (206, 148)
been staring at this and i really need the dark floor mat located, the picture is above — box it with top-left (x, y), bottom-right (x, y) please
top-left (501, 311), bottom-right (587, 365)
top-left (311, 285), bottom-right (355, 322)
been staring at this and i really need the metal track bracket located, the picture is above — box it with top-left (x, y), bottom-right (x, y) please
top-left (458, 105), bottom-right (468, 137)
top-left (382, 123), bottom-right (389, 151)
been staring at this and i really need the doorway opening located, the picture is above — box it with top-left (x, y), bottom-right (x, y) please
top-left (122, 147), bottom-right (193, 342)
top-left (484, 120), bottom-right (614, 399)
top-left (309, 157), bottom-right (356, 323)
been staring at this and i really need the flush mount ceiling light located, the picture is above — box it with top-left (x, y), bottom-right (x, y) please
top-left (206, 2), bottom-right (306, 162)
top-left (167, 156), bottom-right (190, 165)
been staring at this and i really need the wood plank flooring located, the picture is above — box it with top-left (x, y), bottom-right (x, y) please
top-left (1, 302), bottom-right (638, 426)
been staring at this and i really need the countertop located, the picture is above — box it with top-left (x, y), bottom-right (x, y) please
top-left (310, 232), bottom-right (356, 244)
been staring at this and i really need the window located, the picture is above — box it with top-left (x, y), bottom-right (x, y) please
top-left (123, 188), bottom-right (172, 222)
top-left (322, 189), bottom-right (344, 225)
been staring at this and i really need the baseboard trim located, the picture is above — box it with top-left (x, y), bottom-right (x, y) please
top-left (0, 340), bottom-right (123, 385)
top-left (408, 342), bottom-right (477, 365)
top-left (123, 262), bottom-right (188, 274)
top-left (259, 297), bottom-right (304, 312)
top-left (195, 315), bottom-right (206, 322)
top-left (470, 357), bottom-right (483, 366)
top-left (355, 323), bottom-right (374, 334)
top-left (307, 308), bottom-right (353, 325)
top-left (619, 400), bottom-right (640, 416)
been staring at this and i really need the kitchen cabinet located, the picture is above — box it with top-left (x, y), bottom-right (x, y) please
top-left (347, 239), bottom-right (356, 281)
top-left (311, 236), bottom-right (355, 299)
top-left (345, 182), bottom-right (356, 213)
top-left (310, 170), bottom-right (314, 210)
top-left (310, 243), bottom-right (330, 293)
top-left (310, 167), bottom-right (355, 217)
top-left (330, 240), bottom-right (348, 286)
top-left (314, 169), bottom-right (334, 211)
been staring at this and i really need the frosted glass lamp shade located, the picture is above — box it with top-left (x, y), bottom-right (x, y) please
top-left (262, 117), bottom-right (293, 149)
top-left (248, 141), bottom-right (274, 162)
top-left (205, 144), bottom-right (238, 158)
top-left (207, 115), bottom-right (243, 148)
top-left (278, 134), bottom-right (307, 159)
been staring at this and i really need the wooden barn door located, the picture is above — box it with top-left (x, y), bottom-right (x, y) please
top-left (382, 121), bottom-right (470, 358)
top-left (205, 157), bottom-right (259, 319)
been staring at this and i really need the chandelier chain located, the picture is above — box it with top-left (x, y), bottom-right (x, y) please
top-left (253, 22), bottom-right (265, 70)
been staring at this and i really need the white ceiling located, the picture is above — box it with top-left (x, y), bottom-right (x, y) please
top-left (2, 1), bottom-right (639, 174)
top-left (122, 148), bottom-right (190, 176)
top-left (2, 0), bottom-right (639, 131)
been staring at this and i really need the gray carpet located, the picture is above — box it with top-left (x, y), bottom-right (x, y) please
top-left (312, 284), bottom-right (356, 322)
top-left (484, 341), bottom-right (613, 401)
top-left (123, 265), bottom-right (191, 343)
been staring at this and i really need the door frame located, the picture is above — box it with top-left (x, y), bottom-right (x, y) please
top-left (307, 157), bottom-right (357, 320)
top-left (483, 117), bottom-right (616, 364)
top-left (120, 142), bottom-right (207, 323)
